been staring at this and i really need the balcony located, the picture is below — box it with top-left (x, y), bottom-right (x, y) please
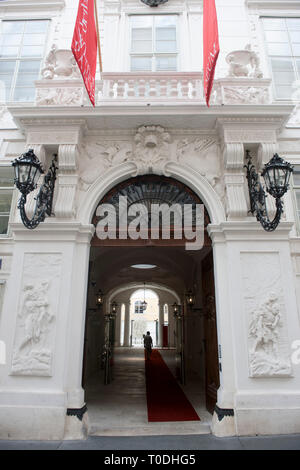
top-left (35, 71), bottom-right (272, 108)
top-left (97, 72), bottom-right (205, 105)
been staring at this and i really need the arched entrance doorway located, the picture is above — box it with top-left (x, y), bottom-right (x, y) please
top-left (129, 289), bottom-right (159, 347)
top-left (82, 174), bottom-right (220, 433)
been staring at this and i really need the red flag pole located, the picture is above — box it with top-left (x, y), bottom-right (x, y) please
top-left (203, 0), bottom-right (220, 107)
top-left (94, 0), bottom-right (103, 74)
top-left (72, 0), bottom-right (98, 106)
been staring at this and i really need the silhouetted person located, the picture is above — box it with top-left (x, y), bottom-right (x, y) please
top-left (144, 331), bottom-right (153, 361)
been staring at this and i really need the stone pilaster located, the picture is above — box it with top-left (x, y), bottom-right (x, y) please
top-left (55, 144), bottom-right (79, 218)
top-left (158, 302), bottom-right (164, 347)
top-left (222, 143), bottom-right (248, 219)
top-left (114, 304), bottom-right (122, 347)
top-left (123, 302), bottom-right (131, 347)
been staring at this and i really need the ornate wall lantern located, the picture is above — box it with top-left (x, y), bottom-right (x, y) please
top-left (245, 151), bottom-right (293, 232)
top-left (141, 282), bottom-right (148, 310)
top-left (111, 301), bottom-right (118, 315)
top-left (185, 290), bottom-right (195, 307)
top-left (172, 302), bottom-right (182, 318)
top-left (141, 0), bottom-right (168, 6)
top-left (96, 289), bottom-right (104, 307)
top-left (12, 149), bottom-right (57, 230)
top-left (172, 302), bottom-right (179, 315)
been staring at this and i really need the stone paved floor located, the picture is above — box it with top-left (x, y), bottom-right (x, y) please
top-left (0, 434), bottom-right (300, 450)
top-left (85, 347), bottom-right (211, 436)
top-left (2, 347), bottom-right (299, 449)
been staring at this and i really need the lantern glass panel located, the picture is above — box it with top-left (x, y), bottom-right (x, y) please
top-left (276, 168), bottom-right (286, 187)
top-left (18, 163), bottom-right (31, 183)
top-left (31, 165), bottom-right (41, 186)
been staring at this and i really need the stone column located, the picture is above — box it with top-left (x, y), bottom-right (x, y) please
top-left (114, 303), bottom-right (121, 347)
top-left (123, 301), bottom-right (131, 347)
top-left (168, 303), bottom-right (175, 347)
top-left (158, 302), bottom-right (164, 347)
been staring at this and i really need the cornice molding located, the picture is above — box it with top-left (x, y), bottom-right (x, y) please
top-left (0, 0), bottom-right (65, 13)
top-left (247, 1), bottom-right (300, 11)
top-left (10, 222), bottom-right (95, 243)
top-left (7, 103), bottom-right (295, 134)
top-left (208, 221), bottom-right (294, 243)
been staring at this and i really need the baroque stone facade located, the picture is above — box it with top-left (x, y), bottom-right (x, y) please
top-left (0, 0), bottom-right (299, 441)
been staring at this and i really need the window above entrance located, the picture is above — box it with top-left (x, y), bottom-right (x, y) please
top-left (130, 15), bottom-right (178, 72)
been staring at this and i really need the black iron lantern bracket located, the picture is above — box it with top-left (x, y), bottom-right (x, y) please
top-left (245, 150), bottom-right (293, 232)
top-left (12, 149), bottom-right (58, 230)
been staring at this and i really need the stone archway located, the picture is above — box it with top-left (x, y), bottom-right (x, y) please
top-left (77, 161), bottom-right (226, 226)
top-left (81, 168), bottom-right (224, 433)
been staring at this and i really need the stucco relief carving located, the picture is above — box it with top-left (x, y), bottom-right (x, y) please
top-left (41, 45), bottom-right (80, 80)
top-left (223, 86), bottom-right (270, 105)
top-left (226, 45), bottom-right (263, 79)
top-left (249, 292), bottom-right (292, 377)
top-left (78, 129), bottom-right (225, 204)
top-left (133, 126), bottom-right (171, 175)
top-left (11, 254), bottom-right (62, 376)
top-left (175, 137), bottom-right (224, 200)
top-left (36, 87), bottom-right (83, 106)
top-left (79, 141), bottom-right (133, 190)
top-left (241, 252), bottom-right (292, 378)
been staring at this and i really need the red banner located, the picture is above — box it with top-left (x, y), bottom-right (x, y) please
top-left (71, 0), bottom-right (97, 106)
top-left (203, 0), bottom-right (220, 107)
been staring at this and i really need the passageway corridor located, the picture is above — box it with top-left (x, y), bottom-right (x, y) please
top-left (85, 348), bottom-right (212, 436)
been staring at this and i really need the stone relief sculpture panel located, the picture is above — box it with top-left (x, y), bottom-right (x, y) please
top-left (241, 252), bottom-right (292, 377)
top-left (78, 127), bottom-right (224, 202)
top-left (36, 87), bottom-right (83, 106)
top-left (11, 253), bottom-right (62, 376)
top-left (223, 86), bottom-right (270, 105)
top-left (133, 125), bottom-right (171, 175)
top-left (79, 141), bottom-right (133, 190)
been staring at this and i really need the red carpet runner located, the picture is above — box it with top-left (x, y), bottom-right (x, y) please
top-left (145, 350), bottom-right (200, 422)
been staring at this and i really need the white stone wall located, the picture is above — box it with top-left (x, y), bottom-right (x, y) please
top-left (0, 0), bottom-right (299, 439)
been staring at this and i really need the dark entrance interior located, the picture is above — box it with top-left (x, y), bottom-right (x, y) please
top-left (82, 175), bottom-right (220, 431)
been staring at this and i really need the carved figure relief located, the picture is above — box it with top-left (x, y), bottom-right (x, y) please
top-left (133, 125), bottom-right (171, 175)
top-left (36, 87), bottom-right (83, 106)
top-left (11, 254), bottom-right (62, 376)
top-left (249, 292), bottom-right (292, 377)
top-left (223, 86), bottom-right (270, 105)
top-left (175, 137), bottom-right (224, 200)
top-left (79, 141), bottom-right (133, 190)
top-left (78, 127), bottom-right (224, 206)
top-left (241, 252), bottom-right (292, 378)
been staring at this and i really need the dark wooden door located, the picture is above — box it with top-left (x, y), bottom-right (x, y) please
top-left (202, 251), bottom-right (220, 414)
top-left (163, 325), bottom-right (168, 347)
